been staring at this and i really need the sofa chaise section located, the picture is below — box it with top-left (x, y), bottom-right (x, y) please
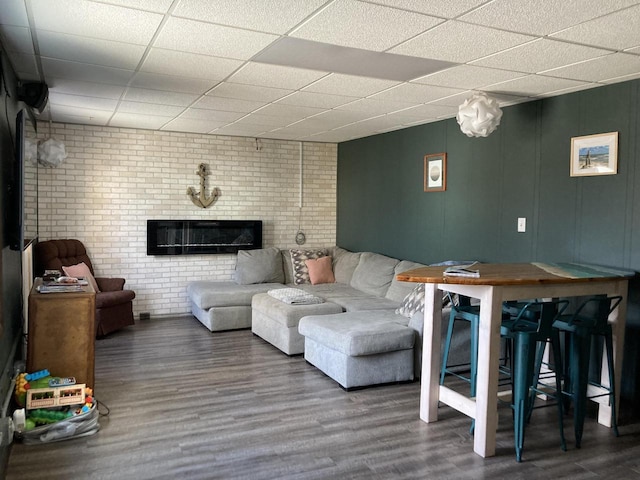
top-left (188, 281), bottom-right (283, 331)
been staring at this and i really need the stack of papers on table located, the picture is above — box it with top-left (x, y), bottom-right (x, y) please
top-left (443, 262), bottom-right (480, 278)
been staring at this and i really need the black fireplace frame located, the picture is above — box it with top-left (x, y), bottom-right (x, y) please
top-left (147, 220), bottom-right (262, 255)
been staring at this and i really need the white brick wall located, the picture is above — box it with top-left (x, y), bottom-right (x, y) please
top-left (34, 123), bottom-right (337, 318)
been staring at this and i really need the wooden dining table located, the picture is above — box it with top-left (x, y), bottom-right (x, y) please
top-left (396, 262), bottom-right (634, 458)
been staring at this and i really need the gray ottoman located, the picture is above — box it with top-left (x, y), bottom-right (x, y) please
top-left (299, 311), bottom-right (416, 389)
top-left (251, 293), bottom-right (343, 355)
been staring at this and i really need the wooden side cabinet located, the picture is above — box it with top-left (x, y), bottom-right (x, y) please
top-left (27, 278), bottom-right (97, 389)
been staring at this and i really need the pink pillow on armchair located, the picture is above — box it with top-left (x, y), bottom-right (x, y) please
top-left (62, 262), bottom-right (100, 293)
top-left (305, 256), bottom-right (335, 285)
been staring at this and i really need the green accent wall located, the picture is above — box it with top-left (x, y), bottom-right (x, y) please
top-left (338, 79), bottom-right (640, 411)
top-left (338, 80), bottom-right (639, 272)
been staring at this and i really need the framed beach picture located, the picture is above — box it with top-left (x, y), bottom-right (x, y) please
top-left (424, 153), bottom-right (446, 192)
top-left (570, 132), bottom-right (618, 177)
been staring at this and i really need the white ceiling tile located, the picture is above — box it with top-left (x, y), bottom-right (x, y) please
top-left (368, 0), bottom-right (490, 18)
top-left (331, 122), bottom-right (384, 136)
top-left (30, 0), bottom-right (164, 44)
top-left (110, 112), bottom-right (173, 130)
top-left (173, 0), bottom-right (327, 34)
top-left (228, 62), bottom-right (328, 90)
top-left (602, 72), bottom-right (640, 84)
top-left (46, 111), bottom-right (109, 126)
top-left (162, 117), bottom-right (228, 134)
top-left (260, 129), bottom-right (308, 141)
top-left (412, 65), bottom-right (526, 89)
top-left (395, 103), bottom-right (459, 118)
top-left (91, 0), bottom-right (174, 14)
top-left (0, 25), bottom-right (34, 54)
top-left (485, 75), bottom-right (590, 97)
top-left (41, 57), bottom-right (134, 85)
top-left (123, 87), bottom-right (199, 106)
top-left (303, 74), bottom-right (400, 97)
top-left (0, 0), bottom-right (29, 27)
top-left (382, 110), bottom-right (435, 125)
top-left (7, 53), bottom-right (39, 77)
top-left (154, 17), bottom-right (278, 60)
top-left (291, 0), bottom-right (443, 51)
top-left (369, 83), bottom-right (465, 104)
top-left (426, 90), bottom-right (476, 107)
top-left (49, 92), bottom-right (118, 111)
top-left (471, 39), bottom-right (611, 74)
top-left (212, 124), bottom-right (270, 137)
top-left (541, 53), bottom-right (640, 83)
top-left (234, 113), bottom-right (292, 128)
top-left (306, 130), bottom-right (358, 143)
top-left (209, 83), bottom-right (293, 102)
top-left (348, 115), bottom-right (408, 130)
top-left (305, 109), bottom-right (375, 127)
top-left (427, 90), bottom-right (527, 107)
top-left (254, 103), bottom-right (325, 120)
top-left (193, 96), bottom-right (266, 113)
top-left (268, 122), bottom-right (329, 136)
top-left (38, 31), bottom-right (146, 70)
top-left (390, 21), bottom-right (535, 63)
top-left (130, 72), bottom-right (216, 94)
top-left (459, 0), bottom-right (639, 36)
top-left (141, 49), bottom-right (243, 80)
top-left (276, 91), bottom-right (356, 109)
top-left (179, 108), bottom-right (245, 122)
top-left (117, 101), bottom-right (185, 116)
top-left (48, 78), bottom-right (126, 99)
top-left (48, 104), bottom-right (114, 123)
top-left (550, 5), bottom-right (640, 50)
top-left (534, 82), bottom-right (602, 98)
top-left (336, 98), bottom-right (419, 115)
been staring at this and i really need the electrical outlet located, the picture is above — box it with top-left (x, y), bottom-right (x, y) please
top-left (517, 217), bottom-right (526, 233)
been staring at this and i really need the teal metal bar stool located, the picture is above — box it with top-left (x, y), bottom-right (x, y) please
top-left (501, 299), bottom-right (569, 462)
top-left (440, 294), bottom-right (480, 397)
top-left (552, 295), bottom-right (622, 448)
top-left (440, 295), bottom-right (520, 396)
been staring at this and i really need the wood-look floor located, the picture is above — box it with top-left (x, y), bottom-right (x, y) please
top-left (6, 316), bottom-right (640, 479)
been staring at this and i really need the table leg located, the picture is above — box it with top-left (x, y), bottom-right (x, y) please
top-left (598, 280), bottom-right (628, 427)
top-left (420, 283), bottom-right (442, 423)
top-left (473, 286), bottom-right (503, 458)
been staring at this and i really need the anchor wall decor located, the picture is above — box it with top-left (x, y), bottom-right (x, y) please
top-left (187, 163), bottom-right (219, 208)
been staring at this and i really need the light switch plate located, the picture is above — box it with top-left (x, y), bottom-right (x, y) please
top-left (517, 217), bottom-right (526, 233)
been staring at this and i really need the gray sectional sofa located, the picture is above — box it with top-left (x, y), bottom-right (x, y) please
top-left (187, 246), bottom-right (470, 389)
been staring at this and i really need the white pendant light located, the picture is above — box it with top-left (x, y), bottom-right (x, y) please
top-left (457, 92), bottom-right (503, 138)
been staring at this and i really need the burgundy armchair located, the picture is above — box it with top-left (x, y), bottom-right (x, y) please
top-left (34, 239), bottom-right (135, 337)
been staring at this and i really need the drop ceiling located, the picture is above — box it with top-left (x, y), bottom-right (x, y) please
top-left (2, 0), bottom-right (640, 143)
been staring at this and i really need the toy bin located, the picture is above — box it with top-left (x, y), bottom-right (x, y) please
top-left (15, 402), bottom-right (99, 445)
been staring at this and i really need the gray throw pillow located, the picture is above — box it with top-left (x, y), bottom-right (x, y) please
top-left (233, 247), bottom-right (284, 285)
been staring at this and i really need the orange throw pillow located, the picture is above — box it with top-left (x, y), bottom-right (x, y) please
top-left (62, 262), bottom-right (100, 293)
top-left (305, 256), bottom-right (335, 285)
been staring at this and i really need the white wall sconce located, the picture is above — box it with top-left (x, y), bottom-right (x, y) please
top-left (456, 92), bottom-right (503, 138)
